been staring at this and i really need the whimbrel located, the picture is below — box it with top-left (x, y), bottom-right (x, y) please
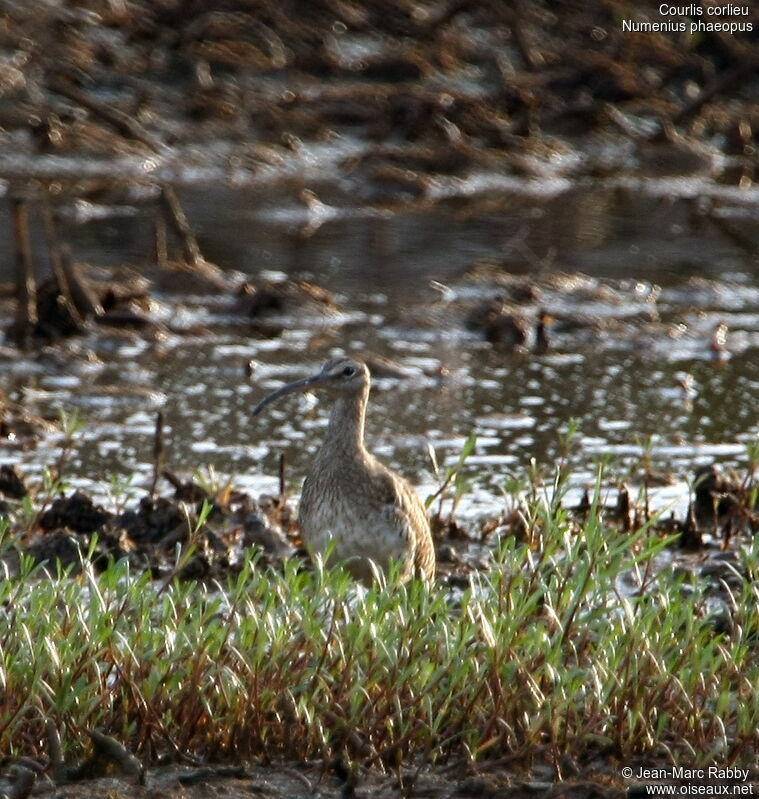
top-left (253, 357), bottom-right (435, 584)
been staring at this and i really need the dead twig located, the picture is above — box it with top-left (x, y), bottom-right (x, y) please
top-left (9, 198), bottom-right (37, 346)
top-left (60, 246), bottom-right (104, 319)
top-left (160, 186), bottom-right (204, 267)
top-left (41, 201), bottom-right (84, 327)
top-left (278, 452), bottom-right (287, 506)
top-left (500, 0), bottom-right (543, 71)
top-left (48, 78), bottom-right (209, 272)
top-left (48, 77), bottom-right (165, 152)
top-left (150, 411), bottom-right (165, 499)
top-left (154, 213), bottom-right (169, 268)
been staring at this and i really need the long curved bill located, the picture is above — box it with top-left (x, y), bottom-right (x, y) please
top-left (252, 370), bottom-right (328, 415)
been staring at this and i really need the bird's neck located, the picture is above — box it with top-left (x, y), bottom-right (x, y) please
top-left (324, 389), bottom-right (369, 459)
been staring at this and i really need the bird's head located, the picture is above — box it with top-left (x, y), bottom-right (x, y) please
top-left (252, 357), bottom-right (369, 415)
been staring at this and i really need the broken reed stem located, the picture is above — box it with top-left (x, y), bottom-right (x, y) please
top-left (60, 246), bottom-right (104, 319)
top-left (160, 186), bottom-right (204, 267)
top-left (154, 213), bottom-right (169, 268)
top-left (502, 0), bottom-right (542, 71)
top-left (47, 76), bottom-right (206, 272)
top-left (151, 411), bottom-right (165, 498)
top-left (49, 76), bottom-right (165, 151)
top-left (41, 200), bottom-right (84, 327)
top-left (278, 452), bottom-right (287, 506)
top-left (11, 197), bottom-right (38, 344)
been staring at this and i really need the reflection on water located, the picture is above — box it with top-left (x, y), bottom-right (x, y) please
top-left (0, 180), bottom-right (757, 520)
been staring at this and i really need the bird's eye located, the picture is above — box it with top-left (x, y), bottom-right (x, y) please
top-left (342, 366), bottom-right (356, 377)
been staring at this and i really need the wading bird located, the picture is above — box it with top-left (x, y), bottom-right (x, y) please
top-left (253, 357), bottom-right (435, 584)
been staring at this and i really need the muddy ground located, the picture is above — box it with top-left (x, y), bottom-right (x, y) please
top-left (3, 756), bottom-right (758, 799)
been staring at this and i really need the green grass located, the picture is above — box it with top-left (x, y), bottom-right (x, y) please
top-left (1, 481), bottom-right (758, 770)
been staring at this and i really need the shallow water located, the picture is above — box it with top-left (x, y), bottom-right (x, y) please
top-left (0, 168), bottom-right (757, 522)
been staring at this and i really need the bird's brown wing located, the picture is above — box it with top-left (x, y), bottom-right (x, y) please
top-left (372, 464), bottom-right (435, 580)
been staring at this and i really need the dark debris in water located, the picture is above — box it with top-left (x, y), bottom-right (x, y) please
top-left (0, 1), bottom-right (756, 206)
top-left (0, 459), bottom-right (755, 595)
top-left (3, 224), bottom-right (162, 348)
top-left (3, 0), bottom-right (756, 174)
top-left (0, 468), bottom-right (297, 582)
top-left (39, 490), bottom-right (111, 535)
top-left (0, 464), bottom-right (27, 499)
top-left (233, 278), bottom-right (341, 336)
top-left (1, 247), bottom-right (745, 368)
